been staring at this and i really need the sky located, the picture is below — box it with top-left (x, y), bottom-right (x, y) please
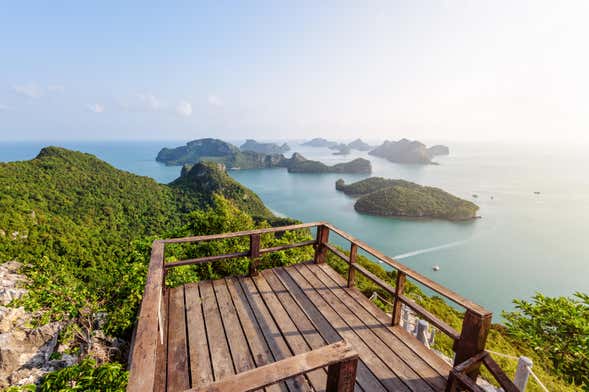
top-left (1, 1), bottom-right (588, 142)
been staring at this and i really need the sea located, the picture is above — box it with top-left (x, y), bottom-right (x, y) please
top-left (2, 140), bottom-right (588, 319)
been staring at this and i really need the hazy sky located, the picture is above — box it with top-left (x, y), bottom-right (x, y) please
top-left (1, 1), bottom-right (588, 142)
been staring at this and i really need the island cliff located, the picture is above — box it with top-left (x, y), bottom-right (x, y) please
top-left (336, 177), bottom-right (478, 221)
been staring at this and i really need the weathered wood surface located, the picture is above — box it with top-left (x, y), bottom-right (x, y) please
top-left (158, 263), bottom-right (454, 391)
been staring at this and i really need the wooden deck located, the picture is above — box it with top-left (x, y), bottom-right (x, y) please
top-left (163, 262), bottom-right (450, 392)
top-left (128, 222), bottom-right (518, 392)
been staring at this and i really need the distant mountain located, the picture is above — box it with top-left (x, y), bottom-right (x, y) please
top-left (302, 138), bottom-right (338, 148)
top-left (336, 177), bottom-right (478, 221)
top-left (329, 143), bottom-right (351, 155)
top-left (347, 139), bottom-right (372, 151)
top-left (369, 139), bottom-right (436, 164)
top-left (427, 145), bottom-right (450, 157)
top-left (240, 139), bottom-right (290, 154)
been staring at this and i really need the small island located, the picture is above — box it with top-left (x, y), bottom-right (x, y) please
top-left (302, 137), bottom-right (338, 148)
top-left (329, 143), bottom-right (351, 155)
top-left (240, 139), bottom-right (290, 154)
top-left (369, 139), bottom-right (449, 164)
top-left (336, 177), bottom-right (479, 221)
top-left (348, 138), bottom-right (373, 151)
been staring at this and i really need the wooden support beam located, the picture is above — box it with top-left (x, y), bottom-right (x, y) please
top-left (191, 341), bottom-right (358, 392)
top-left (453, 310), bottom-right (492, 381)
top-left (391, 272), bottom-right (406, 326)
top-left (326, 356), bottom-right (358, 392)
top-left (347, 243), bottom-right (358, 288)
top-left (314, 225), bottom-right (330, 264)
top-left (249, 233), bottom-right (261, 276)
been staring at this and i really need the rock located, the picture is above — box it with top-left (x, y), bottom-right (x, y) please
top-left (427, 145), bottom-right (450, 157)
top-left (369, 139), bottom-right (432, 164)
top-left (0, 261), bottom-right (67, 388)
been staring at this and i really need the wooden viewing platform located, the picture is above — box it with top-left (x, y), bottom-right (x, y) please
top-left (128, 222), bottom-right (519, 392)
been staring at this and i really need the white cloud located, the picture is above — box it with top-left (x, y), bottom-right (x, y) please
top-left (208, 95), bottom-right (223, 106)
top-left (176, 101), bottom-right (192, 117)
top-left (86, 103), bottom-right (104, 113)
top-left (47, 84), bottom-right (65, 93)
top-left (120, 93), bottom-right (165, 112)
top-left (13, 82), bottom-right (43, 99)
top-left (0, 104), bottom-right (9, 111)
top-left (137, 93), bottom-right (163, 110)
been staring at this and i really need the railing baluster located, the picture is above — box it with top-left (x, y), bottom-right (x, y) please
top-left (347, 243), bottom-right (358, 288)
top-left (249, 233), bottom-right (261, 276)
top-left (314, 225), bottom-right (330, 264)
top-left (326, 356), bottom-right (358, 392)
top-left (391, 271), bottom-right (406, 326)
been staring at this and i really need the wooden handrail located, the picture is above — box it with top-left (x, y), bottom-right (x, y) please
top-left (323, 223), bottom-right (490, 317)
top-left (190, 341), bottom-right (358, 392)
top-left (127, 240), bottom-right (165, 392)
top-left (446, 351), bottom-right (520, 392)
top-left (162, 222), bottom-right (324, 244)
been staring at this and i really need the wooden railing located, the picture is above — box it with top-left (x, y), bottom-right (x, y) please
top-left (128, 222), bottom-right (495, 391)
top-left (446, 351), bottom-right (519, 392)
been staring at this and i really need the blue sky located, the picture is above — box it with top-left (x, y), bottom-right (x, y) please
top-left (1, 1), bottom-right (588, 142)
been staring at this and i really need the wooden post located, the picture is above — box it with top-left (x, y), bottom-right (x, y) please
top-left (326, 357), bottom-right (358, 392)
top-left (391, 271), bottom-right (406, 326)
top-left (347, 243), bottom-right (358, 287)
top-left (513, 356), bottom-right (533, 391)
top-left (453, 310), bottom-right (492, 381)
top-left (314, 225), bottom-right (330, 264)
top-left (249, 233), bottom-right (261, 276)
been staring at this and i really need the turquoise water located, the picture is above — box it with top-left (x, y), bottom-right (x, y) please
top-left (2, 141), bottom-right (588, 318)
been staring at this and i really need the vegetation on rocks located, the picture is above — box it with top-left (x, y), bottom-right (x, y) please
top-left (288, 158), bottom-right (371, 174)
top-left (337, 177), bottom-right (479, 221)
top-left (240, 139), bottom-right (290, 154)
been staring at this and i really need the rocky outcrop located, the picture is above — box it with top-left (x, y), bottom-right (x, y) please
top-left (0, 262), bottom-right (65, 388)
top-left (288, 157), bottom-right (371, 174)
top-left (329, 143), bottom-right (351, 155)
top-left (0, 262), bottom-right (125, 388)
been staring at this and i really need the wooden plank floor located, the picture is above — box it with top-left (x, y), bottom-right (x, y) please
top-left (163, 263), bottom-right (451, 392)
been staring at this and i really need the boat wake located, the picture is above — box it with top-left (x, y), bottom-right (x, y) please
top-left (392, 239), bottom-right (470, 260)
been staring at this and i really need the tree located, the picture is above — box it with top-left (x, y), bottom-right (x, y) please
top-left (503, 292), bottom-right (589, 388)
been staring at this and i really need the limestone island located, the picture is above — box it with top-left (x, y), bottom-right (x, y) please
top-left (157, 138), bottom-right (371, 173)
top-left (302, 138), bottom-right (338, 148)
top-left (240, 139), bottom-right (290, 154)
top-left (336, 177), bottom-right (479, 221)
top-left (369, 139), bottom-right (450, 164)
top-left (348, 138), bottom-right (373, 151)
top-left (329, 143), bottom-right (351, 155)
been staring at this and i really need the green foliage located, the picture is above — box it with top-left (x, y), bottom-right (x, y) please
top-left (287, 158), bottom-right (371, 174)
top-left (38, 359), bottom-right (127, 391)
top-left (504, 292), bottom-right (589, 388)
top-left (336, 177), bottom-right (418, 195)
top-left (170, 161), bottom-right (273, 218)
